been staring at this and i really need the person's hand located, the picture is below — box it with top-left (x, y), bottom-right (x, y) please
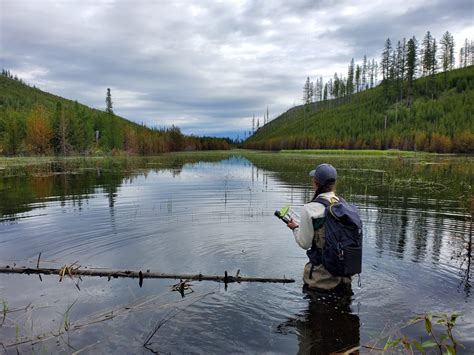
top-left (287, 218), bottom-right (299, 230)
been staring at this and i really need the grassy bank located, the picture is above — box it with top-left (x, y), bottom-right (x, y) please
top-left (0, 148), bottom-right (457, 172)
top-left (279, 149), bottom-right (430, 156)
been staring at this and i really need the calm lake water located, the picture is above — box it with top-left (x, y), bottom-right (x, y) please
top-left (0, 151), bottom-right (473, 354)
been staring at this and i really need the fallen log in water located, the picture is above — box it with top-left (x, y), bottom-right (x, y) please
top-left (0, 265), bottom-right (295, 284)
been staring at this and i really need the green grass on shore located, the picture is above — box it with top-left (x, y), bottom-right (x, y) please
top-left (279, 149), bottom-right (431, 156)
top-left (0, 149), bottom-right (456, 171)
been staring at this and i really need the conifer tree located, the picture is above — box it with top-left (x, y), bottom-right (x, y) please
top-left (394, 40), bottom-right (404, 100)
top-left (390, 50), bottom-right (397, 81)
top-left (421, 31), bottom-right (434, 76)
top-left (313, 80), bottom-right (319, 103)
top-left (339, 75), bottom-right (346, 98)
top-left (333, 73), bottom-right (339, 99)
top-left (51, 102), bottom-right (62, 152)
top-left (327, 78), bottom-right (333, 100)
top-left (405, 36), bottom-right (418, 106)
top-left (2, 111), bottom-right (25, 155)
top-left (459, 38), bottom-right (472, 67)
top-left (374, 61), bottom-right (378, 86)
top-left (369, 59), bottom-right (375, 88)
top-left (471, 40), bottom-right (474, 66)
top-left (381, 38), bottom-right (393, 101)
top-left (355, 64), bottom-right (361, 92)
top-left (439, 31), bottom-right (455, 72)
top-left (347, 58), bottom-right (355, 95)
top-left (397, 39), bottom-right (406, 81)
top-left (105, 88), bottom-right (113, 114)
top-left (303, 77), bottom-right (311, 104)
top-left (381, 38), bottom-right (392, 82)
top-left (58, 105), bottom-right (70, 155)
top-left (362, 55), bottom-right (367, 89)
top-left (318, 77), bottom-right (323, 101)
top-left (464, 38), bottom-right (470, 66)
top-left (430, 38), bottom-right (438, 76)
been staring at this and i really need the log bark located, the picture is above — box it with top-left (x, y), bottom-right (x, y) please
top-left (0, 265), bottom-right (294, 284)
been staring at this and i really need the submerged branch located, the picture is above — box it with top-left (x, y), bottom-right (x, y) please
top-left (0, 265), bottom-right (294, 284)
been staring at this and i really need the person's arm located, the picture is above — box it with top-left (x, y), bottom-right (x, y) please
top-left (289, 206), bottom-right (314, 250)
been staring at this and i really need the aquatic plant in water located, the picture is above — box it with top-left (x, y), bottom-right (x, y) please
top-left (376, 313), bottom-right (462, 354)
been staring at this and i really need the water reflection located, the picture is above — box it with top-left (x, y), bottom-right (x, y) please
top-left (457, 221), bottom-right (473, 297)
top-left (278, 287), bottom-right (360, 355)
top-left (0, 155), bottom-right (472, 295)
top-left (0, 152), bottom-right (473, 352)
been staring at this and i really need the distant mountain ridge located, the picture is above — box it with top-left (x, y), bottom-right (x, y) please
top-left (244, 66), bottom-right (473, 153)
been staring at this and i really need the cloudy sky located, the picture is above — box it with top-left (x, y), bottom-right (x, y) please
top-left (1, 0), bottom-right (472, 138)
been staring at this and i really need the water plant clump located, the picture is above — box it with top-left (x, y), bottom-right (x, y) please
top-left (374, 313), bottom-right (463, 354)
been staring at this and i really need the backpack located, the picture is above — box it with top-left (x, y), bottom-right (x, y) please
top-left (312, 197), bottom-right (363, 277)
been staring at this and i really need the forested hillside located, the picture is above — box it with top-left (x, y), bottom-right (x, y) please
top-left (245, 66), bottom-right (473, 153)
top-left (0, 73), bottom-right (230, 156)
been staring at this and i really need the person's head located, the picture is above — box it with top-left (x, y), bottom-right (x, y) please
top-left (309, 163), bottom-right (337, 197)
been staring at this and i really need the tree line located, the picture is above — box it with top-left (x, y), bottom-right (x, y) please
top-left (302, 31), bottom-right (472, 108)
top-left (0, 75), bottom-right (230, 156)
top-left (303, 55), bottom-right (379, 105)
top-left (244, 28), bottom-right (473, 154)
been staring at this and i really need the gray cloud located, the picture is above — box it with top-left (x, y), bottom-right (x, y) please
top-left (1, 0), bottom-right (472, 137)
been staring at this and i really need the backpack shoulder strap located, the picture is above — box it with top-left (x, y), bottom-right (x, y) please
top-left (313, 197), bottom-right (329, 207)
top-left (313, 195), bottom-right (341, 207)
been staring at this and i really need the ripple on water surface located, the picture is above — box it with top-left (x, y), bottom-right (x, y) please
top-left (0, 154), bottom-right (472, 353)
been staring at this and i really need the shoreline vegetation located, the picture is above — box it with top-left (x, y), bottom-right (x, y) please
top-left (280, 149), bottom-right (432, 156)
top-left (1, 149), bottom-right (471, 178)
top-left (2, 66), bottom-right (473, 157)
top-left (0, 72), bottom-right (232, 156)
top-left (0, 147), bottom-right (466, 165)
top-left (244, 65), bottom-right (474, 154)
top-left (0, 148), bottom-right (469, 165)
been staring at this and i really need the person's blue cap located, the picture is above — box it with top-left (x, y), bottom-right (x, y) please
top-left (309, 163), bottom-right (337, 185)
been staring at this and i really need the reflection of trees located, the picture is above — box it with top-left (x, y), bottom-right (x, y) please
top-left (0, 177), bottom-right (39, 220)
top-left (463, 221), bottom-right (472, 297)
top-left (453, 217), bottom-right (473, 298)
top-left (412, 212), bottom-right (429, 263)
top-left (276, 288), bottom-right (360, 354)
top-left (2, 153), bottom-right (473, 296)
top-left (430, 214), bottom-right (444, 263)
top-left (0, 170), bottom-right (130, 221)
top-left (244, 153), bottom-right (474, 296)
top-left (0, 154), bottom-right (235, 222)
top-left (374, 196), bottom-right (410, 259)
top-left (243, 153), bottom-right (473, 206)
top-left (397, 197), bottom-right (408, 257)
top-left (375, 208), bottom-right (385, 257)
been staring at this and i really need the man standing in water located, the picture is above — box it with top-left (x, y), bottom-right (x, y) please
top-left (287, 163), bottom-right (354, 292)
